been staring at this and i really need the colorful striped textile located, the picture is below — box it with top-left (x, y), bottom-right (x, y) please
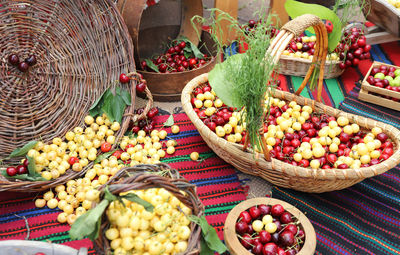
top-left (0, 113), bottom-right (247, 252)
top-left (272, 41), bottom-right (400, 255)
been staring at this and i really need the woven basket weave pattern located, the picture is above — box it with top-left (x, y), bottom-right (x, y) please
top-left (0, 0), bottom-right (134, 159)
top-left (0, 0), bottom-right (147, 192)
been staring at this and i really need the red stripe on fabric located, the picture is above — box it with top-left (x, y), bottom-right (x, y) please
top-left (278, 74), bottom-right (289, 92)
top-left (341, 68), bottom-right (361, 93)
top-left (380, 42), bottom-right (400, 66)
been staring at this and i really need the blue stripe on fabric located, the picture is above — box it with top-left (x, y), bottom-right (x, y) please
top-left (189, 174), bottom-right (239, 187)
top-left (370, 45), bottom-right (391, 64)
top-left (340, 102), bottom-right (400, 129)
top-left (0, 207), bottom-right (60, 223)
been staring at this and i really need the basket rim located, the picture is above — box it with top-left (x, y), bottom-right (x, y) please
top-left (279, 54), bottom-right (341, 64)
top-left (223, 197), bottom-right (316, 255)
top-left (181, 73), bottom-right (400, 181)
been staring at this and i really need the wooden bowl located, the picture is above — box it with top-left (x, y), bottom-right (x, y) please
top-left (224, 197), bottom-right (317, 255)
top-left (138, 31), bottom-right (219, 101)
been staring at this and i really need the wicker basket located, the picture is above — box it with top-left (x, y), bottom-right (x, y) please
top-left (181, 15), bottom-right (400, 193)
top-left (0, 0), bottom-right (153, 192)
top-left (279, 55), bottom-right (344, 79)
top-left (92, 163), bottom-right (204, 255)
top-left (224, 197), bottom-right (316, 255)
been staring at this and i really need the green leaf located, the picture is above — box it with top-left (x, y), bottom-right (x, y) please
top-left (104, 186), bottom-right (118, 202)
top-left (26, 156), bottom-right (36, 176)
top-left (121, 193), bottom-right (154, 212)
top-left (0, 170), bottom-right (46, 181)
top-left (121, 89), bottom-right (132, 106)
top-left (163, 115), bottom-right (174, 127)
top-left (69, 199), bottom-right (110, 240)
top-left (200, 236), bottom-right (214, 255)
top-left (145, 59), bottom-right (160, 73)
top-left (90, 89), bottom-right (108, 111)
top-left (93, 149), bottom-right (116, 165)
top-left (189, 41), bottom-right (204, 59)
top-left (189, 215), bottom-right (227, 254)
top-left (284, 0), bottom-right (342, 52)
top-left (9, 141), bottom-right (38, 158)
top-left (208, 53), bottom-right (245, 108)
top-left (111, 95), bottom-right (126, 124)
top-left (183, 48), bottom-right (192, 59)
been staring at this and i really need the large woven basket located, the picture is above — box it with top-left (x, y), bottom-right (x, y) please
top-left (279, 55), bottom-right (344, 79)
top-left (0, 0), bottom-right (152, 192)
top-left (181, 15), bottom-right (400, 193)
top-left (93, 163), bottom-right (204, 255)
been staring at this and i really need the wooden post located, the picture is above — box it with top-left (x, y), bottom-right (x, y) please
top-left (214, 0), bottom-right (239, 45)
top-left (271, 0), bottom-right (288, 27)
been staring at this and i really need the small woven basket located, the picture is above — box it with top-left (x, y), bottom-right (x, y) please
top-left (278, 55), bottom-right (344, 79)
top-left (0, 0), bottom-right (153, 192)
top-left (94, 163), bottom-right (204, 255)
top-left (181, 15), bottom-right (400, 193)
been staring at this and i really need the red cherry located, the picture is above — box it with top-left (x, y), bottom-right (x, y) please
top-left (18, 62), bottom-right (29, 72)
top-left (259, 230), bottom-right (272, 244)
top-left (284, 224), bottom-right (298, 235)
top-left (6, 167), bottom-right (17, 176)
top-left (299, 159), bottom-right (309, 167)
top-left (277, 247), bottom-right (286, 255)
top-left (337, 163), bottom-right (348, 169)
top-left (271, 204), bottom-right (285, 217)
top-left (376, 133), bottom-right (388, 143)
top-left (68, 157), bottom-right (79, 165)
top-left (189, 58), bottom-right (197, 68)
top-left (258, 204), bottom-right (271, 216)
top-left (240, 234), bottom-right (253, 249)
top-left (207, 121), bottom-right (216, 131)
top-left (327, 154), bottom-right (337, 164)
top-left (263, 242), bottom-right (278, 255)
top-left (249, 206), bottom-right (261, 219)
top-left (279, 230), bottom-right (295, 247)
top-left (280, 212), bottom-right (293, 224)
top-left (119, 73), bottom-right (130, 83)
top-left (179, 41), bottom-right (186, 49)
top-left (132, 126), bottom-right (140, 133)
top-left (101, 142), bottom-right (112, 152)
top-left (8, 54), bottom-right (19, 66)
top-left (16, 165), bottom-right (27, 175)
top-left (239, 211), bottom-right (252, 224)
top-left (382, 147), bottom-right (394, 156)
top-left (136, 82), bottom-right (146, 93)
top-left (23, 158), bottom-right (29, 167)
top-left (112, 150), bottom-right (122, 159)
top-left (252, 243), bottom-right (264, 255)
top-left (235, 221), bottom-right (248, 235)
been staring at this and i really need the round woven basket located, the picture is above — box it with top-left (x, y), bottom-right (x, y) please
top-left (181, 14), bottom-right (400, 193)
top-left (224, 197), bottom-right (316, 255)
top-left (0, 0), bottom-right (153, 192)
top-left (93, 163), bottom-right (204, 255)
top-left (278, 55), bottom-right (344, 79)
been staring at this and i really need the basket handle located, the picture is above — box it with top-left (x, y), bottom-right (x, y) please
top-left (114, 72), bottom-right (153, 147)
top-left (266, 14), bottom-right (328, 103)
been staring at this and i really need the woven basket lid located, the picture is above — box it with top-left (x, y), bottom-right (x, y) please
top-left (0, 0), bottom-right (135, 160)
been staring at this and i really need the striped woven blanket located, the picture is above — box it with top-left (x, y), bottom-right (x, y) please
top-left (0, 113), bottom-right (247, 253)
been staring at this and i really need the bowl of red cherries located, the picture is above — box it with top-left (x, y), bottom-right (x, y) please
top-left (224, 197), bottom-right (316, 255)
